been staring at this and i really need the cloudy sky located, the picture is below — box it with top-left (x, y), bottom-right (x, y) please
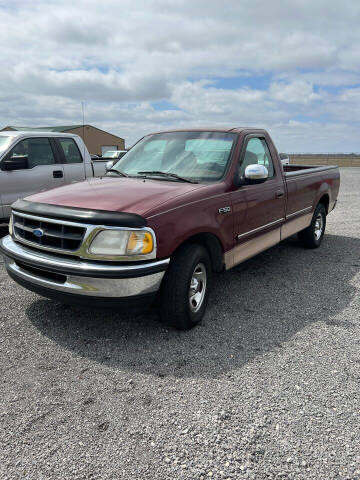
top-left (0, 0), bottom-right (359, 151)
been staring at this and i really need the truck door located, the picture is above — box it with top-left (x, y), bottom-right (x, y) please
top-left (53, 137), bottom-right (86, 185)
top-left (230, 135), bottom-right (286, 266)
top-left (0, 137), bottom-right (65, 219)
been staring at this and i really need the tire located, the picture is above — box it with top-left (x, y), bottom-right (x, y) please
top-left (159, 243), bottom-right (212, 330)
top-left (298, 203), bottom-right (326, 249)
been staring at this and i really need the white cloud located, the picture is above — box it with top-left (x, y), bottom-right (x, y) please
top-left (269, 80), bottom-right (321, 104)
top-left (0, 0), bottom-right (359, 151)
top-left (171, 81), bottom-right (266, 115)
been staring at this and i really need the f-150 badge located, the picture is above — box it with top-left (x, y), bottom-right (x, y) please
top-left (218, 206), bottom-right (231, 214)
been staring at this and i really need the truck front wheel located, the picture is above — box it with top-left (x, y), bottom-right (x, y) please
top-left (298, 203), bottom-right (326, 248)
top-left (159, 243), bottom-right (212, 330)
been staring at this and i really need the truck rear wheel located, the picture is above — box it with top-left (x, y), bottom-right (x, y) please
top-left (159, 243), bottom-right (212, 330)
top-left (298, 203), bottom-right (326, 248)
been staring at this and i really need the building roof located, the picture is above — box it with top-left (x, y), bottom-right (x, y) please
top-left (2, 124), bottom-right (124, 141)
top-left (4, 125), bottom-right (83, 132)
top-left (0, 130), bottom-right (80, 139)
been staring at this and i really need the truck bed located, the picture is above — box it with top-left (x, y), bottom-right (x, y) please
top-left (283, 163), bottom-right (340, 219)
top-left (283, 164), bottom-right (339, 177)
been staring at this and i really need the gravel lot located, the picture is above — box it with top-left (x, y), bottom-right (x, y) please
top-left (0, 168), bottom-right (359, 480)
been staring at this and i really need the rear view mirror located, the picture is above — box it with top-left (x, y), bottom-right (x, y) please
top-left (1, 155), bottom-right (28, 171)
top-left (244, 164), bottom-right (268, 184)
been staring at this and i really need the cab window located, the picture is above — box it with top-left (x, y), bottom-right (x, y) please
top-left (9, 138), bottom-right (56, 168)
top-left (240, 137), bottom-right (274, 177)
top-left (58, 138), bottom-right (82, 164)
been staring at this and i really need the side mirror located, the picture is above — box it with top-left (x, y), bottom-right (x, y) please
top-left (1, 155), bottom-right (28, 171)
top-left (106, 160), bottom-right (114, 171)
top-left (244, 164), bottom-right (268, 184)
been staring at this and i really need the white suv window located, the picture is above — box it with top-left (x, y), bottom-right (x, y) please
top-left (58, 138), bottom-right (82, 164)
top-left (10, 138), bottom-right (56, 168)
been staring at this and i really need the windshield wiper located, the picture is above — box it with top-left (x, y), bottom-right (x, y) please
top-left (106, 168), bottom-right (128, 177)
top-left (137, 171), bottom-right (198, 184)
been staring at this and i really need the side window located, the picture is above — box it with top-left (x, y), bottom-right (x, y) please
top-left (58, 138), bottom-right (83, 164)
top-left (10, 139), bottom-right (29, 157)
top-left (240, 137), bottom-right (275, 178)
top-left (9, 138), bottom-right (56, 168)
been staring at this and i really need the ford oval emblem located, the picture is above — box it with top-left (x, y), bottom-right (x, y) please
top-left (32, 228), bottom-right (44, 237)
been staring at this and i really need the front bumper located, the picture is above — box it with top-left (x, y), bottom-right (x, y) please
top-left (0, 235), bottom-right (169, 307)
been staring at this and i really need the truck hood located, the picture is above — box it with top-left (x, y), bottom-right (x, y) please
top-left (25, 177), bottom-right (206, 217)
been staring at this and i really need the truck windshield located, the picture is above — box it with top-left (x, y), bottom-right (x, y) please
top-left (110, 131), bottom-right (236, 182)
top-left (0, 136), bottom-right (14, 156)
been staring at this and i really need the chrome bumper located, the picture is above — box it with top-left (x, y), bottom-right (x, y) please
top-left (0, 235), bottom-right (169, 299)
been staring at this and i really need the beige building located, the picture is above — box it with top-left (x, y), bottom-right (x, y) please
top-left (1, 124), bottom-right (125, 156)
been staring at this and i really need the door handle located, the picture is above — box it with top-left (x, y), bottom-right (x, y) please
top-left (276, 190), bottom-right (284, 198)
top-left (53, 170), bottom-right (63, 178)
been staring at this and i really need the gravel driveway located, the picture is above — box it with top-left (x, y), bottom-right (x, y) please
top-left (0, 168), bottom-right (359, 480)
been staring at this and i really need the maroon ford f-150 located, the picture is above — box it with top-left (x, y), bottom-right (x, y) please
top-left (0, 128), bottom-right (340, 329)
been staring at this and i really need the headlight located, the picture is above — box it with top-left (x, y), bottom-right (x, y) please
top-left (126, 231), bottom-right (154, 254)
top-left (88, 229), bottom-right (154, 257)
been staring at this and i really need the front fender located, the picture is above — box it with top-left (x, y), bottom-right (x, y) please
top-left (148, 195), bottom-right (233, 259)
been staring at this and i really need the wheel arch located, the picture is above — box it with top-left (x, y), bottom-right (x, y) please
top-left (174, 232), bottom-right (225, 273)
top-left (318, 193), bottom-right (330, 213)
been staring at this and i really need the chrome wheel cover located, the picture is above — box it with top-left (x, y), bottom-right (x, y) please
top-left (314, 213), bottom-right (324, 240)
top-left (189, 262), bottom-right (207, 313)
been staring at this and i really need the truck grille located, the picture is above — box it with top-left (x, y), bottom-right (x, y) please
top-left (13, 212), bottom-right (86, 252)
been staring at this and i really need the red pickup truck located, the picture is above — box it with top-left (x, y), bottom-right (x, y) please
top-left (0, 128), bottom-right (340, 329)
